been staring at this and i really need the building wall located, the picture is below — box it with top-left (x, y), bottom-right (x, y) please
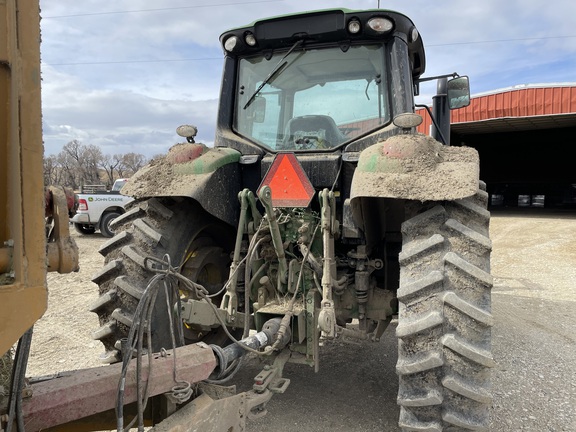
top-left (417, 85), bottom-right (576, 135)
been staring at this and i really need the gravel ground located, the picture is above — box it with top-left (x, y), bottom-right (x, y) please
top-left (488, 210), bottom-right (576, 432)
top-left (24, 209), bottom-right (576, 431)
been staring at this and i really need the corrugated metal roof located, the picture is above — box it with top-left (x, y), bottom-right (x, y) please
top-left (470, 82), bottom-right (576, 98)
top-left (416, 84), bottom-right (576, 135)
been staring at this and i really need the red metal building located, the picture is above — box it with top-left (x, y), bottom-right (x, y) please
top-left (416, 84), bottom-right (576, 207)
top-left (417, 84), bottom-right (576, 135)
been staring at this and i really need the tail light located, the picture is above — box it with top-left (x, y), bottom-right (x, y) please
top-left (78, 198), bottom-right (88, 211)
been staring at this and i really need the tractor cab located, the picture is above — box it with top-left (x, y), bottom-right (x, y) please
top-left (216, 9), bottom-right (426, 155)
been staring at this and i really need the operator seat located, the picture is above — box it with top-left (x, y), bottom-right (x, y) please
top-left (283, 115), bottom-right (345, 149)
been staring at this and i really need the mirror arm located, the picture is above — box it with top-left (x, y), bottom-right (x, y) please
top-left (415, 103), bottom-right (448, 146)
top-left (417, 72), bottom-right (459, 84)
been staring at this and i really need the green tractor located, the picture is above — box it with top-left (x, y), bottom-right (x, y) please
top-left (91, 8), bottom-right (493, 431)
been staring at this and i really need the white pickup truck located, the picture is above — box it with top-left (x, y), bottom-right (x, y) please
top-left (71, 178), bottom-right (134, 237)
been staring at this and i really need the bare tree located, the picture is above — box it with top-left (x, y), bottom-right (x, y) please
top-left (43, 141), bottom-right (149, 189)
top-left (83, 144), bottom-right (104, 185)
top-left (56, 143), bottom-right (80, 189)
top-left (43, 154), bottom-right (62, 186)
top-left (99, 154), bottom-right (121, 187)
top-left (121, 152), bottom-right (147, 177)
top-left (113, 154), bottom-right (128, 179)
top-left (56, 140), bottom-right (105, 188)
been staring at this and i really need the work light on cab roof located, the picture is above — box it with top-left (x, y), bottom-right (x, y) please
top-left (244, 32), bottom-right (257, 46)
top-left (224, 36), bottom-right (239, 52)
top-left (220, 10), bottom-right (416, 54)
top-left (367, 17), bottom-right (393, 33)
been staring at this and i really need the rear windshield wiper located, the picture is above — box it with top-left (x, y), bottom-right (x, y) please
top-left (243, 40), bottom-right (303, 110)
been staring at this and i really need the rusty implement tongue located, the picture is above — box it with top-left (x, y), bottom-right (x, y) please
top-left (258, 153), bottom-right (315, 207)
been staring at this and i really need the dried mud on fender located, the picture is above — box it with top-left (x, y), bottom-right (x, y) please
top-left (351, 134), bottom-right (480, 201)
top-left (121, 143), bottom-right (206, 198)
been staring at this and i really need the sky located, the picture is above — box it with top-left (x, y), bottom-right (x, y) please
top-left (39, 0), bottom-right (576, 158)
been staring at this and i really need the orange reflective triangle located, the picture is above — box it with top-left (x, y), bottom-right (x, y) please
top-left (258, 153), bottom-right (315, 207)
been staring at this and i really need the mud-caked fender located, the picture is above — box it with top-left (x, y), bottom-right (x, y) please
top-left (350, 133), bottom-right (479, 202)
top-left (121, 143), bottom-right (241, 226)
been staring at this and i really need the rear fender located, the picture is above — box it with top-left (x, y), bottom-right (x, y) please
top-left (350, 133), bottom-right (479, 203)
top-left (122, 143), bottom-right (241, 226)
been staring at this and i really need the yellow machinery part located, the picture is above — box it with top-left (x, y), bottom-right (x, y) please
top-left (0, 0), bottom-right (48, 355)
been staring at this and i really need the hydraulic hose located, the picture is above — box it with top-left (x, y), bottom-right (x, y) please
top-left (208, 318), bottom-right (289, 382)
top-left (6, 327), bottom-right (34, 432)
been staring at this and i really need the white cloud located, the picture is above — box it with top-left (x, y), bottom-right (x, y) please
top-left (41, 64), bottom-right (218, 156)
top-left (39, 0), bottom-right (576, 158)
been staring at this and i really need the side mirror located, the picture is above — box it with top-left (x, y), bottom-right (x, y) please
top-left (447, 76), bottom-right (470, 109)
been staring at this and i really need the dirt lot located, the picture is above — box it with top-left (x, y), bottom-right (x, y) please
top-left (26, 210), bottom-right (576, 431)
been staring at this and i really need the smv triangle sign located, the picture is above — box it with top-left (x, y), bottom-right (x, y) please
top-left (258, 153), bottom-right (315, 207)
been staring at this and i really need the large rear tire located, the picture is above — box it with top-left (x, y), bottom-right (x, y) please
top-left (396, 183), bottom-right (493, 431)
top-left (90, 197), bottom-right (235, 363)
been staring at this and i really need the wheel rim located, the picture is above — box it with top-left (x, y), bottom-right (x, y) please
top-left (104, 214), bottom-right (118, 236)
top-left (181, 238), bottom-right (229, 296)
top-left (180, 237), bottom-right (231, 344)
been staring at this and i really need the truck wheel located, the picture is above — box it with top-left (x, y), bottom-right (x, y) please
top-left (90, 197), bottom-right (235, 364)
top-left (99, 211), bottom-right (121, 238)
top-left (396, 183), bottom-right (493, 431)
top-left (73, 223), bottom-right (96, 235)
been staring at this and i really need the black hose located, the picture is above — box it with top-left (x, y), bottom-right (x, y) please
top-left (205, 317), bottom-right (285, 384)
top-left (116, 254), bottom-right (192, 432)
top-left (6, 327), bottom-right (34, 432)
top-left (116, 270), bottom-right (160, 432)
